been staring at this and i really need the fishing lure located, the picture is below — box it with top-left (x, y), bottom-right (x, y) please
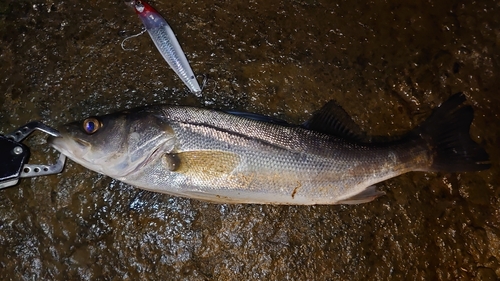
top-left (125, 0), bottom-right (201, 94)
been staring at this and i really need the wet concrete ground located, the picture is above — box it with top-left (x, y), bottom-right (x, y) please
top-left (0, 0), bottom-right (499, 280)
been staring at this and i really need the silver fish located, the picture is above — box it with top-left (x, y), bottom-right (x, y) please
top-left (48, 93), bottom-right (490, 204)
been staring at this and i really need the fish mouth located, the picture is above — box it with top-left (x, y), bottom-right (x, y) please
top-left (73, 138), bottom-right (91, 148)
top-left (47, 135), bottom-right (63, 150)
top-left (47, 134), bottom-right (107, 174)
top-left (48, 135), bottom-right (91, 158)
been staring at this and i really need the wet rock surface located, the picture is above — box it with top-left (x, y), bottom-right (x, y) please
top-left (0, 0), bottom-right (499, 280)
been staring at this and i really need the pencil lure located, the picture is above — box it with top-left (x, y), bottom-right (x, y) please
top-left (125, 0), bottom-right (201, 94)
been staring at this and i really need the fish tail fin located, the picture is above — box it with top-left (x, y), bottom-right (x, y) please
top-left (416, 93), bottom-right (490, 172)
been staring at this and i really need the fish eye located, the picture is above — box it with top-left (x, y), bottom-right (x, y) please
top-left (82, 117), bottom-right (102, 134)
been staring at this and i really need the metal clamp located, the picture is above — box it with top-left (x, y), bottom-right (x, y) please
top-left (0, 121), bottom-right (66, 189)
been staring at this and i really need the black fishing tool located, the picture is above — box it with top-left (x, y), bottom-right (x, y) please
top-left (0, 121), bottom-right (65, 189)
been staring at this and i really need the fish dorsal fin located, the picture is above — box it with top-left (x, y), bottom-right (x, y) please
top-left (162, 150), bottom-right (240, 178)
top-left (303, 100), bottom-right (367, 142)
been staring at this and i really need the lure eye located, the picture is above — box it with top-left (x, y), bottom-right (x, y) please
top-left (82, 118), bottom-right (101, 134)
top-left (134, 1), bottom-right (145, 12)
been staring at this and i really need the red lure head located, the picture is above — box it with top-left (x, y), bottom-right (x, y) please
top-left (124, 0), bottom-right (158, 15)
top-left (125, 0), bottom-right (166, 30)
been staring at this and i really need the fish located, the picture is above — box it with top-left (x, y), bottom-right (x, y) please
top-left (48, 93), bottom-right (490, 205)
top-left (124, 0), bottom-right (201, 94)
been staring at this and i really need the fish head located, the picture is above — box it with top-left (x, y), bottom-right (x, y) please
top-left (48, 107), bottom-right (177, 178)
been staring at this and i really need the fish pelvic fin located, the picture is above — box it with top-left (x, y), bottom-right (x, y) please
top-left (416, 92), bottom-right (491, 172)
top-left (336, 185), bottom-right (385, 204)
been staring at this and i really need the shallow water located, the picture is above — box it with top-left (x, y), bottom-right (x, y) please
top-left (0, 0), bottom-right (499, 280)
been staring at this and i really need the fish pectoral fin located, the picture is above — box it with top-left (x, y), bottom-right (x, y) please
top-left (162, 150), bottom-right (240, 178)
top-left (336, 185), bottom-right (385, 204)
top-left (302, 100), bottom-right (368, 142)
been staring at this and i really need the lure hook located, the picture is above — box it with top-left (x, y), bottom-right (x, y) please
top-left (199, 74), bottom-right (209, 93)
top-left (121, 28), bottom-right (147, 51)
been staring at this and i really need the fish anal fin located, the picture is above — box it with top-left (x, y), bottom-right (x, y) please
top-left (163, 151), bottom-right (240, 178)
top-left (337, 185), bottom-right (385, 204)
top-left (303, 100), bottom-right (368, 142)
